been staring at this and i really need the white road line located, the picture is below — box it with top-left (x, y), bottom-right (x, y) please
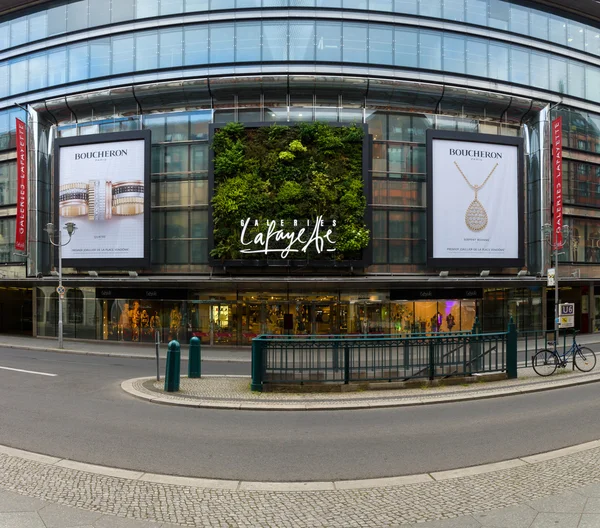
top-left (0, 366), bottom-right (57, 377)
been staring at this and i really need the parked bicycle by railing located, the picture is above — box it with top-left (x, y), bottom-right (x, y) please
top-left (531, 330), bottom-right (596, 377)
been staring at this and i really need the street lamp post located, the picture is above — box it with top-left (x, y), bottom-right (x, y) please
top-left (45, 222), bottom-right (77, 349)
top-left (543, 223), bottom-right (570, 340)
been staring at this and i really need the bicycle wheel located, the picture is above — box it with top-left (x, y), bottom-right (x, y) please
top-left (532, 349), bottom-right (559, 377)
top-left (574, 347), bottom-right (597, 372)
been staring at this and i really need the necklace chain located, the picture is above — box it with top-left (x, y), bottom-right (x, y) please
top-left (454, 161), bottom-right (498, 192)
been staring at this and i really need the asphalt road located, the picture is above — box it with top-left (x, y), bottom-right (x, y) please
top-left (1, 346), bottom-right (600, 482)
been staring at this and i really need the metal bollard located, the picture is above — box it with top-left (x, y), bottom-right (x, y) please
top-left (164, 340), bottom-right (181, 392)
top-left (188, 336), bottom-right (201, 378)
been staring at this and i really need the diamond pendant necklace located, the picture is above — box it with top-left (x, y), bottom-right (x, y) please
top-left (454, 161), bottom-right (498, 232)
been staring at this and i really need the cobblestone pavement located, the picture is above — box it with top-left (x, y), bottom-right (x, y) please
top-left (123, 366), bottom-right (600, 410)
top-left (2, 442), bottom-right (600, 526)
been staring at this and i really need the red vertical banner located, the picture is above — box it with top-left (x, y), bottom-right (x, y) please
top-left (15, 118), bottom-right (27, 252)
top-left (552, 116), bottom-right (563, 249)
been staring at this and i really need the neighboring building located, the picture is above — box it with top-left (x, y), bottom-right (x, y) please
top-left (1, 0), bottom-right (599, 344)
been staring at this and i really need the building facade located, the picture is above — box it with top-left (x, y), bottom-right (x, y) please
top-left (1, 0), bottom-right (599, 344)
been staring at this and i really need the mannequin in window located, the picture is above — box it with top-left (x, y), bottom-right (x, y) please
top-left (446, 313), bottom-right (456, 332)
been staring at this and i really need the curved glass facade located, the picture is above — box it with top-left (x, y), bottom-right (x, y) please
top-left (2, 0), bottom-right (600, 62)
top-left (2, 19), bottom-right (600, 104)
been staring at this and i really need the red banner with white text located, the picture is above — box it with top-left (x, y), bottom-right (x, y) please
top-left (552, 117), bottom-right (563, 249)
top-left (15, 118), bottom-right (27, 252)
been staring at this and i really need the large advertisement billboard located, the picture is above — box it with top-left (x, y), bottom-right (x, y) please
top-left (54, 130), bottom-right (151, 269)
top-left (427, 130), bottom-right (524, 268)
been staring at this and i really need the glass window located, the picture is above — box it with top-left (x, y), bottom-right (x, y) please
top-left (112, 0), bottom-right (135, 22)
top-left (0, 65), bottom-right (8, 99)
top-left (0, 23), bottom-right (8, 50)
top-left (466, 0), bottom-right (486, 25)
top-left (509, 6), bottom-right (529, 36)
top-left (160, 29), bottom-right (183, 68)
top-left (0, 162), bottom-right (16, 205)
top-left (443, 35), bottom-right (465, 74)
top-left (236, 22), bottom-right (261, 62)
top-left (510, 48), bottom-right (529, 85)
top-left (166, 145), bottom-right (189, 173)
top-left (586, 27), bottom-right (600, 56)
top-left (344, 0), bottom-right (367, 8)
top-left (549, 57), bottom-right (567, 94)
top-left (568, 21), bottom-right (585, 51)
top-left (586, 67), bottom-right (600, 104)
top-left (529, 11), bottom-right (548, 41)
top-left (316, 21), bottom-right (342, 62)
top-left (185, 0), bottom-right (209, 11)
top-left (10, 17), bottom-right (28, 47)
top-left (369, 25), bottom-right (393, 66)
top-left (210, 23), bottom-right (235, 63)
top-left (136, 0), bottom-right (159, 18)
top-left (10, 58), bottom-right (28, 95)
top-left (112, 35), bottom-right (134, 74)
top-left (67, 1), bottom-right (88, 33)
top-left (184, 27), bottom-right (209, 65)
top-left (28, 53), bottom-right (47, 91)
top-left (530, 52), bottom-right (549, 90)
top-left (161, 0), bottom-right (184, 15)
top-left (90, 39), bottom-right (111, 78)
top-left (190, 112), bottom-right (211, 140)
top-left (570, 62), bottom-right (586, 99)
top-left (166, 210), bottom-right (189, 238)
top-left (289, 21), bottom-right (315, 61)
top-left (191, 144), bottom-right (208, 171)
top-left (466, 38), bottom-right (487, 77)
top-left (343, 22), bottom-right (367, 63)
top-left (489, 0), bottom-right (509, 30)
top-left (48, 49), bottom-right (67, 86)
top-left (69, 43), bottom-right (89, 82)
top-left (89, 1), bottom-right (110, 26)
top-left (263, 21), bottom-right (288, 61)
top-left (419, 0), bottom-right (441, 17)
top-left (395, 27), bottom-right (417, 67)
top-left (371, 0), bottom-right (392, 10)
top-left (191, 209), bottom-right (208, 238)
top-left (444, 0), bottom-right (464, 22)
top-left (48, 5), bottom-right (66, 36)
top-left (419, 31), bottom-right (441, 70)
top-left (549, 16), bottom-right (567, 46)
top-left (488, 42), bottom-right (508, 81)
top-left (136, 32), bottom-right (158, 71)
top-left (165, 115), bottom-right (189, 141)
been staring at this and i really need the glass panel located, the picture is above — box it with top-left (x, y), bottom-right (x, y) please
top-left (530, 11), bottom-right (548, 41)
top-left (112, 35), bottom-right (134, 74)
top-left (160, 29), bottom-right (183, 68)
top-left (89, 0), bottom-right (111, 26)
top-left (444, 0), bottom-right (464, 22)
top-left (510, 48), bottom-right (529, 85)
top-left (237, 22), bottom-right (261, 62)
top-left (586, 27), bottom-right (600, 56)
top-left (136, 0), bottom-right (159, 18)
top-left (488, 42), bottom-right (508, 80)
top-left (343, 22), bottom-right (367, 63)
top-left (28, 54), bottom-right (47, 91)
top-left (394, 0), bottom-right (417, 14)
top-left (530, 52), bottom-right (549, 90)
top-left (184, 27), bottom-right (209, 65)
top-left (186, 0), bottom-right (209, 11)
top-left (191, 180), bottom-right (208, 204)
top-left (371, 0), bottom-right (392, 10)
top-left (570, 62), bottom-right (586, 99)
top-left (161, 0), bottom-right (184, 15)
top-left (444, 34), bottom-right (465, 74)
top-left (419, 0), bottom-right (441, 17)
top-left (0, 23), bottom-right (8, 50)
top-left (0, 65), bottom-right (8, 99)
top-left (112, 0), bottom-right (135, 22)
top-left (146, 116), bottom-right (166, 143)
top-left (48, 50), bottom-right (67, 86)
top-left (466, 38), bottom-right (487, 77)
top-left (369, 25), bottom-right (393, 65)
top-left (568, 21), bottom-right (585, 51)
top-left (166, 145), bottom-right (189, 173)
top-left (69, 43), bottom-right (89, 82)
top-left (10, 59), bottom-right (28, 95)
top-left (419, 31), bottom-right (441, 70)
top-left (10, 17), bottom-right (28, 47)
top-left (586, 68), bottom-right (600, 104)
top-left (210, 23), bottom-right (235, 63)
top-left (509, 6), bottom-right (528, 36)
top-left (263, 21), bottom-right (288, 61)
top-left (67, 0), bottom-right (88, 33)
top-left (191, 144), bottom-right (208, 170)
top-left (395, 27), bottom-right (417, 67)
top-left (549, 16), bottom-right (567, 46)
top-left (549, 57), bottom-right (567, 94)
top-left (90, 39), bottom-right (111, 77)
top-left (316, 21), bottom-right (342, 62)
top-left (466, 0), bottom-right (487, 25)
top-left (47, 5), bottom-right (66, 36)
top-left (190, 113), bottom-right (211, 140)
top-left (165, 114), bottom-right (189, 141)
top-left (489, 0), bottom-right (509, 30)
top-left (289, 21), bottom-right (315, 61)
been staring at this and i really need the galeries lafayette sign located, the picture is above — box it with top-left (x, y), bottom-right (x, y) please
top-left (239, 215), bottom-right (336, 258)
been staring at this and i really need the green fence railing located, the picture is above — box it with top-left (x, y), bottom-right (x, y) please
top-left (251, 320), bottom-right (518, 391)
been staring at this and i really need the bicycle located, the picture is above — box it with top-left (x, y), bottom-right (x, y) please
top-left (532, 330), bottom-right (597, 377)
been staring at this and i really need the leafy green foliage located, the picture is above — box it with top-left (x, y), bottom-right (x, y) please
top-left (211, 123), bottom-right (369, 260)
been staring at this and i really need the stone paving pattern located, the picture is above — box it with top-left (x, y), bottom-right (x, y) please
top-left (3, 445), bottom-right (600, 526)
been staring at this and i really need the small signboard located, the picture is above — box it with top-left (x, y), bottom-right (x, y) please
top-left (547, 268), bottom-right (556, 287)
top-left (56, 285), bottom-right (65, 295)
top-left (559, 303), bottom-right (575, 328)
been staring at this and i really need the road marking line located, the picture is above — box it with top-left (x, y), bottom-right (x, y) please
top-left (0, 366), bottom-right (57, 377)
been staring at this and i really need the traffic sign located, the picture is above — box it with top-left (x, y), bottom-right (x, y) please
top-left (558, 303), bottom-right (575, 328)
top-left (56, 285), bottom-right (65, 295)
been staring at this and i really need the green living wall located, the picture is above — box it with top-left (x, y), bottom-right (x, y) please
top-left (211, 122), bottom-right (369, 262)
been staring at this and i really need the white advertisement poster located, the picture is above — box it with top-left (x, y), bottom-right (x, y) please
top-left (431, 138), bottom-right (519, 260)
top-left (58, 139), bottom-right (146, 261)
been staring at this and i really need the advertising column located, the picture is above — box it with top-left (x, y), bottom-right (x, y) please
top-left (54, 131), bottom-right (151, 268)
top-left (14, 118), bottom-right (27, 252)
